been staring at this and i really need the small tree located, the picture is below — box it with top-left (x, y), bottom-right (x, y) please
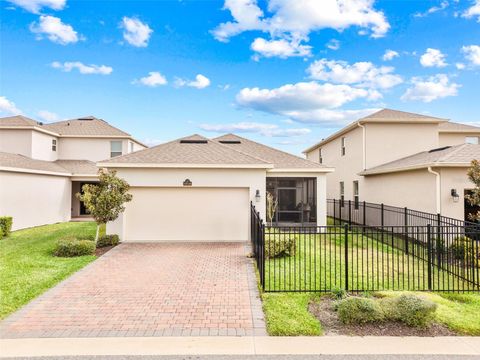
top-left (266, 191), bottom-right (278, 227)
top-left (76, 169), bottom-right (133, 242)
top-left (466, 159), bottom-right (480, 222)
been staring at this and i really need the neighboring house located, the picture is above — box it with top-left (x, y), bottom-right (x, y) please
top-left (100, 134), bottom-right (333, 242)
top-left (304, 109), bottom-right (480, 222)
top-left (0, 115), bottom-right (147, 230)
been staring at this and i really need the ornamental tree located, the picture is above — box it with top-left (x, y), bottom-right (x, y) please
top-left (266, 191), bottom-right (278, 227)
top-left (76, 169), bottom-right (133, 242)
top-left (466, 159), bottom-right (480, 222)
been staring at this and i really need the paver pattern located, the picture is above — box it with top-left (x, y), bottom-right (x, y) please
top-left (0, 242), bottom-right (266, 338)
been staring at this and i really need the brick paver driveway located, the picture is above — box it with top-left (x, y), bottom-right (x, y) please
top-left (0, 243), bottom-right (266, 338)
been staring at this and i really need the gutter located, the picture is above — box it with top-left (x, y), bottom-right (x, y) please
top-left (427, 166), bottom-right (441, 214)
top-left (357, 122), bottom-right (366, 170)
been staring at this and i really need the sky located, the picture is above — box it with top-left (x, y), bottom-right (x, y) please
top-left (1, 0), bottom-right (480, 155)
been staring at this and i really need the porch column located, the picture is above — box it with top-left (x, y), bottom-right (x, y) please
top-left (316, 175), bottom-right (327, 227)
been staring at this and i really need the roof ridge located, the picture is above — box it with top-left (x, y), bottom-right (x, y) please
top-left (211, 136), bottom-right (272, 165)
top-left (438, 144), bottom-right (468, 162)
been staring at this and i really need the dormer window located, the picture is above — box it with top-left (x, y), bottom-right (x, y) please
top-left (110, 141), bottom-right (122, 157)
top-left (341, 137), bottom-right (346, 156)
top-left (52, 139), bottom-right (57, 152)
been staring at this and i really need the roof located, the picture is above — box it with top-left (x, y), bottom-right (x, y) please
top-left (359, 144), bottom-right (480, 176)
top-left (0, 115), bottom-right (41, 127)
top-left (54, 160), bottom-right (98, 175)
top-left (42, 116), bottom-right (131, 137)
top-left (214, 134), bottom-right (329, 170)
top-left (98, 134), bottom-right (272, 168)
top-left (438, 121), bottom-right (480, 133)
top-left (303, 108), bottom-right (448, 154)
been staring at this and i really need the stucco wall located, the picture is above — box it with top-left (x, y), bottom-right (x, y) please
top-left (0, 171), bottom-right (71, 230)
top-left (31, 131), bottom-right (58, 161)
top-left (58, 138), bottom-right (129, 162)
top-left (439, 133), bottom-right (480, 147)
top-left (439, 167), bottom-right (473, 220)
top-left (0, 129), bottom-right (32, 157)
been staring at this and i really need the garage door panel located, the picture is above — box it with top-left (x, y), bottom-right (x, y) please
top-left (125, 187), bottom-right (249, 241)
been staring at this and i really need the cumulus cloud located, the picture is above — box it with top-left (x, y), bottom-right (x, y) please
top-left (51, 61), bottom-right (113, 75)
top-left (0, 96), bottom-right (22, 115)
top-left (133, 72), bottom-right (167, 87)
top-left (212, 0), bottom-right (389, 58)
top-left (7, 0), bottom-right (65, 13)
top-left (30, 15), bottom-right (80, 45)
top-left (307, 59), bottom-right (403, 89)
top-left (414, 0), bottom-right (449, 17)
top-left (200, 122), bottom-right (310, 137)
top-left (420, 48), bottom-right (447, 67)
top-left (463, 0), bottom-right (480, 21)
top-left (456, 62), bottom-right (466, 70)
top-left (251, 37), bottom-right (312, 58)
top-left (382, 49), bottom-right (399, 61)
top-left (277, 108), bottom-right (382, 125)
top-left (401, 74), bottom-right (459, 102)
top-left (121, 17), bottom-right (153, 47)
top-left (462, 45), bottom-right (480, 66)
top-left (175, 74), bottom-right (211, 89)
top-left (37, 110), bottom-right (59, 122)
top-left (326, 39), bottom-right (341, 51)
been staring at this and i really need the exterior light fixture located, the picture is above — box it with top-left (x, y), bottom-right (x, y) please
top-left (451, 189), bottom-right (459, 202)
top-left (255, 189), bottom-right (261, 202)
top-left (183, 179), bottom-right (192, 186)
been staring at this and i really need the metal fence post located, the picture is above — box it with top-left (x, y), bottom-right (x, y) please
top-left (333, 199), bottom-right (336, 225)
top-left (339, 199), bottom-right (342, 224)
top-left (381, 203), bottom-right (384, 243)
top-left (260, 220), bottom-right (265, 291)
top-left (348, 200), bottom-right (352, 226)
top-left (427, 224), bottom-right (433, 291)
top-left (404, 207), bottom-right (409, 254)
top-left (344, 224), bottom-right (349, 291)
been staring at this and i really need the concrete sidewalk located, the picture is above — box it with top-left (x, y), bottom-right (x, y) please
top-left (1, 336), bottom-right (479, 357)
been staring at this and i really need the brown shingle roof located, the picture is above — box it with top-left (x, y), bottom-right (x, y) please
top-left (99, 134), bottom-right (271, 167)
top-left (42, 116), bottom-right (131, 136)
top-left (438, 121), bottom-right (480, 132)
top-left (214, 134), bottom-right (328, 169)
top-left (0, 152), bottom-right (69, 174)
top-left (54, 160), bottom-right (98, 175)
top-left (0, 115), bottom-right (40, 127)
top-left (360, 144), bottom-right (480, 175)
top-left (360, 109), bottom-right (447, 121)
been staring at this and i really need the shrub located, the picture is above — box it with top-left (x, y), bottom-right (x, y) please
top-left (97, 234), bottom-right (119, 248)
top-left (0, 227), bottom-right (3, 240)
top-left (265, 235), bottom-right (296, 258)
top-left (54, 237), bottom-right (95, 257)
top-left (336, 296), bottom-right (384, 324)
top-left (0, 216), bottom-right (13, 238)
top-left (382, 294), bottom-right (437, 328)
top-left (450, 236), bottom-right (480, 267)
top-left (331, 287), bottom-right (347, 300)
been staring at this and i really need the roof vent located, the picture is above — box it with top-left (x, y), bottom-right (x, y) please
top-left (180, 139), bottom-right (208, 144)
top-left (219, 140), bottom-right (241, 144)
top-left (428, 146), bottom-right (451, 153)
top-left (78, 116), bottom-right (95, 121)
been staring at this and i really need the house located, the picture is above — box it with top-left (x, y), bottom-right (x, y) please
top-left (303, 109), bottom-right (480, 222)
top-left (99, 134), bottom-right (333, 242)
top-left (0, 115), bottom-right (147, 230)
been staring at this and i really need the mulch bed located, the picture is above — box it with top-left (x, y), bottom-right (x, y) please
top-left (308, 297), bottom-right (455, 336)
top-left (95, 245), bottom-right (115, 257)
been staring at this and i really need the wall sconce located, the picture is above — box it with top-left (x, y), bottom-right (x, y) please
top-left (451, 188), bottom-right (459, 203)
top-left (255, 189), bottom-right (261, 202)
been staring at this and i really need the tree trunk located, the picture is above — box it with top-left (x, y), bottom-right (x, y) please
top-left (95, 223), bottom-right (100, 244)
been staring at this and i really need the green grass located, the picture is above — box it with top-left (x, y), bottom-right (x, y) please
top-left (262, 293), bottom-right (322, 336)
top-left (0, 222), bottom-right (104, 319)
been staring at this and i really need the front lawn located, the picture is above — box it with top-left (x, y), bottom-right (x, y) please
top-left (0, 222), bottom-right (103, 319)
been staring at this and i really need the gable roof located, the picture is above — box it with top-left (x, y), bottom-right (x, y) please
top-left (438, 121), bottom-right (480, 133)
top-left (0, 115), bottom-right (40, 127)
top-left (214, 134), bottom-right (329, 170)
top-left (98, 134), bottom-right (272, 168)
top-left (42, 116), bottom-right (131, 137)
top-left (303, 108), bottom-right (448, 154)
top-left (54, 160), bottom-right (98, 175)
top-left (359, 144), bottom-right (480, 176)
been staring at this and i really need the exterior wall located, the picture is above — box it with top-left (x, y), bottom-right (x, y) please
top-left (439, 167), bottom-right (472, 220)
top-left (0, 129), bottom-right (32, 157)
top-left (31, 131), bottom-right (58, 161)
top-left (58, 138), bottom-right (129, 162)
top-left (439, 132), bottom-right (480, 147)
top-left (0, 171), bottom-right (71, 230)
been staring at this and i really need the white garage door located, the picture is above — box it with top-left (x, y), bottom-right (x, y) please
top-left (124, 187), bottom-right (249, 241)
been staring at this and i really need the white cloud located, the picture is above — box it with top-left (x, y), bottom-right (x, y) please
top-left (462, 45), bottom-right (480, 66)
top-left (414, 1), bottom-right (449, 17)
top-left (175, 74), bottom-right (211, 89)
top-left (37, 110), bottom-right (59, 122)
top-left (463, 0), bottom-right (480, 21)
top-left (326, 39), bottom-right (340, 51)
top-left (200, 122), bottom-right (310, 137)
top-left (251, 37), bottom-right (312, 58)
top-left (51, 61), bottom-right (113, 75)
top-left (307, 59), bottom-right (403, 89)
top-left (121, 16), bottom-right (153, 47)
top-left (277, 108), bottom-right (382, 125)
top-left (212, 0), bottom-right (389, 58)
top-left (382, 49), bottom-right (399, 61)
top-left (133, 72), bottom-right (167, 87)
top-left (401, 74), bottom-right (459, 102)
top-left (420, 48), bottom-right (447, 67)
top-left (7, 0), bottom-right (65, 13)
top-left (30, 15), bottom-right (80, 45)
top-left (456, 62), bottom-right (466, 70)
top-left (0, 96), bottom-right (22, 115)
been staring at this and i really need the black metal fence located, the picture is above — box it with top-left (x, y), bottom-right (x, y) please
top-left (251, 203), bottom-right (480, 293)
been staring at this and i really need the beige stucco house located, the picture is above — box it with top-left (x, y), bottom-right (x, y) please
top-left (304, 109), bottom-right (480, 222)
top-left (100, 134), bottom-right (333, 242)
top-left (0, 115), bottom-right (147, 230)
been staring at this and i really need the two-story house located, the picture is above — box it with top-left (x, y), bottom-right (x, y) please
top-left (0, 115), bottom-right (146, 230)
top-left (304, 109), bottom-right (480, 222)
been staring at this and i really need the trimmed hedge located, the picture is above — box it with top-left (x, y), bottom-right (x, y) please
top-left (336, 297), bottom-right (384, 324)
top-left (54, 236), bottom-right (95, 257)
top-left (0, 216), bottom-right (13, 238)
top-left (97, 234), bottom-right (120, 248)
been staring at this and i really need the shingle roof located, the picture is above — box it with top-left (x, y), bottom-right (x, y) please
top-left (42, 116), bottom-right (131, 136)
top-left (99, 134), bottom-right (271, 167)
top-left (360, 109), bottom-right (447, 122)
top-left (0, 152), bottom-right (70, 174)
top-left (214, 134), bottom-right (328, 169)
top-left (438, 121), bottom-right (480, 132)
top-left (54, 160), bottom-right (98, 175)
top-left (360, 144), bottom-right (480, 175)
top-left (0, 115), bottom-right (40, 127)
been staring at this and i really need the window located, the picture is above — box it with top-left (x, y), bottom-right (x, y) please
top-left (130, 142), bottom-right (134, 153)
top-left (51, 139), bottom-right (57, 152)
top-left (341, 137), bottom-right (346, 156)
top-left (110, 141), bottom-right (122, 157)
top-left (465, 136), bottom-right (479, 145)
top-left (340, 181), bottom-right (345, 207)
top-left (353, 181), bottom-right (359, 210)
top-left (318, 148), bottom-right (323, 164)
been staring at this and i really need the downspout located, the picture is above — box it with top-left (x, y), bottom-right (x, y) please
top-left (357, 122), bottom-right (366, 170)
top-left (428, 166), bottom-right (441, 214)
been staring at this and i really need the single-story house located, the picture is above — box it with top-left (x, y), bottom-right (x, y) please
top-left (99, 134), bottom-right (333, 242)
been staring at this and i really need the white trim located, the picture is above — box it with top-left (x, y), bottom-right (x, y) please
top-left (0, 166), bottom-right (70, 177)
top-left (0, 126), bottom-right (59, 137)
top-left (96, 162), bottom-right (274, 169)
top-left (359, 162), bottom-right (470, 176)
top-left (267, 167), bottom-right (334, 173)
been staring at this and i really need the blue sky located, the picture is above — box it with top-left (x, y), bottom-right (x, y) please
top-left (1, 0), bottom-right (480, 154)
